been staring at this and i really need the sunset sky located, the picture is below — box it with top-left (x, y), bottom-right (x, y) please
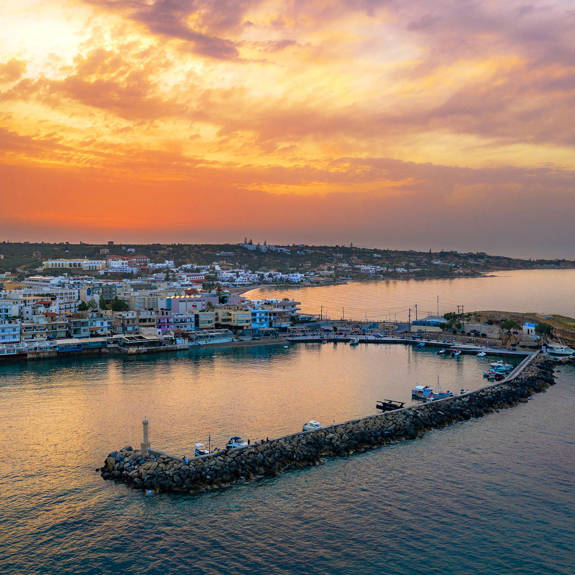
top-left (1, 0), bottom-right (574, 257)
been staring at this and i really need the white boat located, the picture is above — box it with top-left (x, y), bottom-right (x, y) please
top-left (194, 442), bottom-right (211, 457)
top-left (226, 436), bottom-right (249, 449)
top-left (349, 338), bottom-right (360, 346)
top-left (437, 349), bottom-right (446, 355)
top-left (490, 361), bottom-right (513, 371)
top-left (302, 420), bottom-right (322, 432)
top-left (476, 351), bottom-right (486, 357)
top-left (416, 341), bottom-right (426, 348)
top-left (545, 344), bottom-right (574, 357)
top-left (452, 349), bottom-right (462, 358)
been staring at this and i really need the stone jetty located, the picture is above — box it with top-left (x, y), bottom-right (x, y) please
top-left (101, 355), bottom-right (557, 495)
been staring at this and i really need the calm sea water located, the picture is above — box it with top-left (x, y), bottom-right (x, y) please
top-left (245, 269), bottom-right (575, 321)
top-left (0, 271), bottom-right (574, 574)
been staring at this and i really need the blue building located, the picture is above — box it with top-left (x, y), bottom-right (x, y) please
top-left (251, 308), bottom-right (270, 331)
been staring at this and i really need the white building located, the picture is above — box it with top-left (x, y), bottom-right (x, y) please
top-left (523, 322), bottom-right (537, 336)
top-left (0, 321), bottom-right (20, 344)
top-left (43, 259), bottom-right (106, 271)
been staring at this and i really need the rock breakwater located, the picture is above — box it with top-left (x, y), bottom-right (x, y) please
top-left (101, 356), bottom-right (556, 495)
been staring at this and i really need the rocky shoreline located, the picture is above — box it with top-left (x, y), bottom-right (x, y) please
top-left (101, 356), bottom-right (556, 495)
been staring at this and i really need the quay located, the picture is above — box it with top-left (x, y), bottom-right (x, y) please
top-left (0, 331), bottom-right (288, 362)
top-left (0, 326), bottom-right (531, 364)
top-left (101, 352), bottom-right (558, 495)
top-left (285, 333), bottom-right (530, 356)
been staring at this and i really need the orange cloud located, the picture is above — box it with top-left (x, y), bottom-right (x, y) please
top-left (0, 0), bottom-right (574, 256)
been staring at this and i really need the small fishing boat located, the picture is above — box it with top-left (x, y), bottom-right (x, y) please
top-left (194, 442), bottom-right (211, 457)
top-left (437, 348), bottom-right (446, 355)
top-left (226, 436), bottom-right (249, 449)
top-left (490, 361), bottom-right (513, 371)
top-left (302, 420), bottom-right (322, 432)
top-left (476, 351), bottom-right (486, 357)
top-left (460, 389), bottom-right (470, 395)
top-left (545, 343), bottom-right (574, 357)
top-left (349, 338), bottom-right (360, 346)
top-left (427, 391), bottom-right (454, 401)
top-left (416, 341), bottom-right (426, 348)
top-left (376, 399), bottom-right (405, 412)
top-left (451, 349), bottom-right (462, 358)
top-left (412, 385), bottom-right (434, 400)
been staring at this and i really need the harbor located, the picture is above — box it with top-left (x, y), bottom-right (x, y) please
top-left (101, 352), bottom-right (555, 494)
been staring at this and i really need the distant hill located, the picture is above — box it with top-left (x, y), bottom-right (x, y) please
top-left (0, 241), bottom-right (573, 278)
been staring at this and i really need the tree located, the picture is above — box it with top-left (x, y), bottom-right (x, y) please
top-left (99, 298), bottom-right (108, 310)
top-left (78, 301), bottom-right (89, 311)
top-left (110, 297), bottom-right (129, 311)
top-left (535, 322), bottom-right (553, 336)
top-left (501, 319), bottom-right (519, 331)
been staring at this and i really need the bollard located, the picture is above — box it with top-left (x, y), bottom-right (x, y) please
top-left (141, 418), bottom-right (150, 456)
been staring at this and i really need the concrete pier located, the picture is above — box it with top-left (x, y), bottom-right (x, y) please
top-left (101, 353), bottom-right (557, 495)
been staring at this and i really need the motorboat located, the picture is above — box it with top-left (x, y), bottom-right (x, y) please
top-left (194, 443), bottom-right (211, 457)
top-left (226, 436), bottom-right (249, 449)
top-left (427, 391), bottom-right (454, 401)
top-left (302, 420), bottom-right (322, 432)
top-left (476, 351), bottom-right (486, 357)
top-left (545, 344), bottom-right (574, 357)
top-left (460, 389), bottom-right (470, 395)
top-left (349, 338), bottom-right (360, 346)
top-left (412, 385), bottom-right (434, 400)
top-left (376, 399), bottom-right (405, 412)
top-left (451, 349), bottom-right (462, 358)
top-left (484, 371), bottom-right (505, 381)
top-left (437, 348), bottom-right (446, 355)
top-left (490, 361), bottom-right (513, 372)
top-left (416, 341), bottom-right (426, 348)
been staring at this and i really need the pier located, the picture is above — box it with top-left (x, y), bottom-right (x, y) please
top-left (101, 352), bottom-right (557, 495)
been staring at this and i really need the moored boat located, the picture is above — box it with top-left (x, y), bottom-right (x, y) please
top-left (545, 343), bottom-right (574, 357)
top-left (226, 436), bottom-right (249, 449)
top-left (376, 399), bottom-right (405, 412)
top-left (194, 443), bottom-right (211, 457)
top-left (412, 385), bottom-right (434, 400)
top-left (302, 420), bottom-right (322, 431)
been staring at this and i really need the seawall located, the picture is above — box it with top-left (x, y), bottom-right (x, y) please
top-left (101, 354), bottom-right (557, 495)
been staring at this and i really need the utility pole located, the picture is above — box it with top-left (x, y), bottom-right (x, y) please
top-left (415, 304), bottom-right (418, 321)
top-left (320, 305), bottom-right (323, 321)
top-left (342, 307), bottom-right (345, 321)
top-left (408, 307), bottom-right (411, 327)
top-left (436, 295), bottom-right (439, 316)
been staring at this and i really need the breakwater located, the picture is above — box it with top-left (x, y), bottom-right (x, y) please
top-left (101, 354), bottom-right (556, 495)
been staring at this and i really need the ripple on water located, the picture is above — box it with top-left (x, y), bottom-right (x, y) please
top-left (0, 353), bottom-right (573, 574)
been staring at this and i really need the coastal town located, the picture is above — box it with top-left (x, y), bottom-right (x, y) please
top-left (1, 244), bottom-right (574, 361)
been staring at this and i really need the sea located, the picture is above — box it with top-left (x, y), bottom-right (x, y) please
top-left (0, 270), bottom-right (574, 574)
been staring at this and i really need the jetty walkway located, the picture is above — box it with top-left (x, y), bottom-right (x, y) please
top-left (101, 351), bottom-right (557, 495)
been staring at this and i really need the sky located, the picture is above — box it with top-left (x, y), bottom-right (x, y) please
top-left (0, 0), bottom-right (574, 258)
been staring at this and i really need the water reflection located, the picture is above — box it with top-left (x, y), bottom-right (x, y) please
top-left (246, 269), bottom-right (575, 321)
top-left (0, 344), bottom-right (516, 464)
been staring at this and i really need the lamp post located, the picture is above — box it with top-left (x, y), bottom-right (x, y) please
top-left (141, 418), bottom-right (150, 456)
